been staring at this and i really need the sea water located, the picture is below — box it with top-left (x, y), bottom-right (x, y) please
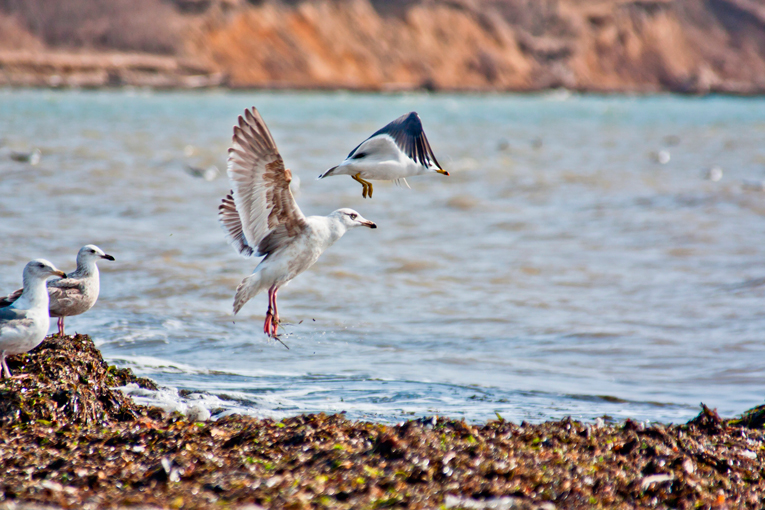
top-left (1, 89), bottom-right (764, 424)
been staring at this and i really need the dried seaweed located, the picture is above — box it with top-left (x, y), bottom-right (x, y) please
top-left (1, 335), bottom-right (764, 509)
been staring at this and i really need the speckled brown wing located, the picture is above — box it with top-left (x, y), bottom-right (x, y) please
top-left (46, 278), bottom-right (87, 317)
top-left (218, 107), bottom-right (307, 258)
top-left (0, 288), bottom-right (22, 308)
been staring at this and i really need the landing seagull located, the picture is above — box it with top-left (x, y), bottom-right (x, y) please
top-left (0, 245), bottom-right (115, 337)
top-left (318, 112), bottom-right (448, 198)
top-left (0, 259), bottom-right (66, 378)
top-left (219, 107), bottom-right (377, 338)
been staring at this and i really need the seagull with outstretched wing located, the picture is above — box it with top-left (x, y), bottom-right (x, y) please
top-left (219, 107), bottom-right (377, 338)
top-left (318, 112), bottom-right (448, 198)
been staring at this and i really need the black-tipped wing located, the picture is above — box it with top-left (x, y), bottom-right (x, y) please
top-left (218, 107), bottom-right (308, 258)
top-left (350, 112), bottom-right (441, 169)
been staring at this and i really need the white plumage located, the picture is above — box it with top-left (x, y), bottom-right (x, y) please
top-left (0, 245), bottom-right (115, 336)
top-left (219, 107), bottom-right (377, 338)
top-left (318, 111), bottom-right (448, 198)
top-left (0, 259), bottom-right (66, 378)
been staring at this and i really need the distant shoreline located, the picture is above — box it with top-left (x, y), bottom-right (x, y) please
top-left (1, 49), bottom-right (765, 97)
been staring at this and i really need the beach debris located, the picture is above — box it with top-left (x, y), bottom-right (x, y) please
top-left (2, 338), bottom-right (765, 509)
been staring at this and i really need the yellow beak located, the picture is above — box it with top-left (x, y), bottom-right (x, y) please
top-left (435, 168), bottom-right (449, 176)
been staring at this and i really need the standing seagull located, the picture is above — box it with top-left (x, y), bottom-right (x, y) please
top-left (0, 245), bottom-right (115, 336)
top-left (219, 107), bottom-right (377, 338)
top-left (0, 259), bottom-right (66, 378)
top-left (318, 112), bottom-right (448, 198)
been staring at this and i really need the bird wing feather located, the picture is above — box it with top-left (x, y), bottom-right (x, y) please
top-left (219, 107), bottom-right (307, 257)
top-left (0, 306), bottom-right (30, 325)
top-left (0, 288), bottom-right (23, 308)
top-left (47, 279), bottom-right (86, 311)
top-left (367, 112), bottom-right (441, 169)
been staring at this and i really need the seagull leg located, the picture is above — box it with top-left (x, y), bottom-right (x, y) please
top-left (263, 312), bottom-right (273, 336)
top-left (58, 317), bottom-right (65, 337)
top-left (352, 173), bottom-right (374, 199)
top-left (264, 285), bottom-right (279, 337)
top-left (1, 351), bottom-right (11, 379)
top-left (272, 288), bottom-right (281, 334)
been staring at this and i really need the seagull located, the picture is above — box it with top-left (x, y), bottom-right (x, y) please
top-left (0, 259), bottom-right (66, 378)
top-left (318, 111), bottom-right (448, 198)
top-left (0, 245), bottom-right (115, 337)
top-left (184, 164), bottom-right (220, 181)
top-left (9, 148), bottom-right (42, 165)
top-left (219, 107), bottom-right (377, 338)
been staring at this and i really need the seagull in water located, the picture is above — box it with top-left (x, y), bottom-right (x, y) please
top-left (0, 259), bottom-right (66, 378)
top-left (219, 107), bottom-right (377, 338)
top-left (318, 111), bottom-right (448, 198)
top-left (0, 245), bottom-right (115, 336)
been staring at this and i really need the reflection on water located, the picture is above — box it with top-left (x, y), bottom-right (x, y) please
top-left (1, 89), bottom-right (764, 423)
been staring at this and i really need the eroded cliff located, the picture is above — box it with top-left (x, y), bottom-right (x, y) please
top-left (1, 0), bottom-right (765, 93)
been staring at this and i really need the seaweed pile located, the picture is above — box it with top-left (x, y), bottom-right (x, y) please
top-left (1, 335), bottom-right (764, 509)
top-left (0, 335), bottom-right (158, 427)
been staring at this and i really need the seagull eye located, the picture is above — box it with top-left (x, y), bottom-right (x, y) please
top-left (349, 213), bottom-right (357, 220)
top-left (352, 152), bottom-right (366, 159)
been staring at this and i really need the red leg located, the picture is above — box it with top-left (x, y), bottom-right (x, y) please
top-left (263, 314), bottom-right (273, 335)
top-left (58, 317), bottom-right (65, 337)
top-left (264, 285), bottom-right (277, 337)
top-left (272, 288), bottom-right (280, 333)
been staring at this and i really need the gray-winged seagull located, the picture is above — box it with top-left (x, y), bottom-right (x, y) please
top-left (0, 245), bottom-right (115, 336)
top-left (318, 111), bottom-right (448, 198)
top-left (219, 107), bottom-right (377, 338)
top-left (0, 259), bottom-right (66, 378)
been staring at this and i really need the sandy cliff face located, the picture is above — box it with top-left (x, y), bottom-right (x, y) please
top-left (189, 0), bottom-right (765, 92)
top-left (194, 0), bottom-right (534, 90)
top-left (1, 0), bottom-right (765, 93)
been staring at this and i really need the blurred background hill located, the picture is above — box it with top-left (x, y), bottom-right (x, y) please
top-left (0, 0), bottom-right (764, 93)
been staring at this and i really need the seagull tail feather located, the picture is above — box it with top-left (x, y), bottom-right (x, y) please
top-left (233, 272), bottom-right (266, 315)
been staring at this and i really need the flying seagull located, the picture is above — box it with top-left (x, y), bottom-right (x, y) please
top-left (0, 259), bottom-right (66, 378)
top-left (318, 111), bottom-right (448, 198)
top-left (0, 245), bottom-right (115, 337)
top-left (219, 107), bottom-right (377, 338)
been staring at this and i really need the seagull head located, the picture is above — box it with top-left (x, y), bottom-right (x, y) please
top-left (331, 208), bottom-right (377, 229)
top-left (24, 259), bottom-right (66, 281)
top-left (77, 244), bottom-right (116, 264)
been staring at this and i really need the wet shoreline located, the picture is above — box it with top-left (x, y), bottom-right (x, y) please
top-left (1, 335), bottom-right (763, 509)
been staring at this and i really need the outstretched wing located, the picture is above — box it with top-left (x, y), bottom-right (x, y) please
top-left (350, 111), bottom-right (442, 169)
top-left (218, 107), bottom-right (307, 258)
top-left (0, 288), bottom-right (22, 308)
